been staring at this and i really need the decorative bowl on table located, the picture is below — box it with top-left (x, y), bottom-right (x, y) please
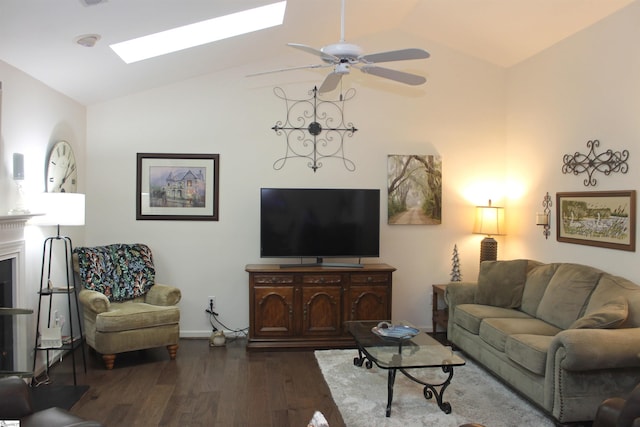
top-left (371, 321), bottom-right (420, 340)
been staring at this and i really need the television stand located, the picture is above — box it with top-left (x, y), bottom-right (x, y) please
top-left (279, 257), bottom-right (364, 268)
top-left (246, 263), bottom-right (396, 351)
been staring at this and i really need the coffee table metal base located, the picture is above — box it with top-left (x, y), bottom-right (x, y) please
top-left (353, 349), bottom-right (455, 417)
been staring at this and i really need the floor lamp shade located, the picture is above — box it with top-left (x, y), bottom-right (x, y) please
top-left (473, 200), bottom-right (505, 263)
top-left (30, 193), bottom-right (85, 227)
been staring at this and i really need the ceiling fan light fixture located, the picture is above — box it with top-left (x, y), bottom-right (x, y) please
top-left (75, 34), bottom-right (101, 48)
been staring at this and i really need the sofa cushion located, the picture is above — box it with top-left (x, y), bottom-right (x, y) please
top-left (454, 304), bottom-right (532, 335)
top-left (536, 263), bottom-right (603, 329)
top-left (96, 303), bottom-right (180, 332)
top-left (569, 296), bottom-right (628, 329)
top-left (479, 317), bottom-right (561, 352)
top-left (520, 263), bottom-right (560, 317)
top-left (505, 334), bottom-right (554, 375)
top-left (475, 259), bottom-right (529, 308)
top-left (588, 274), bottom-right (640, 328)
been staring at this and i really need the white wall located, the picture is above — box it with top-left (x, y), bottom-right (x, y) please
top-left (0, 59), bottom-right (86, 372)
top-left (505, 1), bottom-right (640, 283)
top-left (5, 1), bottom-right (639, 343)
top-left (86, 36), bottom-right (506, 335)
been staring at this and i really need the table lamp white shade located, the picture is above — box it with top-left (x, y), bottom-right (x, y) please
top-left (29, 193), bottom-right (85, 226)
top-left (472, 201), bottom-right (505, 236)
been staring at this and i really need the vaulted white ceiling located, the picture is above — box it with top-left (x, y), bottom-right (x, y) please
top-left (0, 0), bottom-right (634, 105)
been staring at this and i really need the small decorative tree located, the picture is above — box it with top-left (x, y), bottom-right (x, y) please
top-left (450, 244), bottom-right (462, 282)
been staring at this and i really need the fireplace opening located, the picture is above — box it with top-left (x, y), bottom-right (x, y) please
top-left (0, 259), bottom-right (14, 372)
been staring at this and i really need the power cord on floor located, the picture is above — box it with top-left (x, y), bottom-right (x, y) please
top-left (205, 309), bottom-right (248, 342)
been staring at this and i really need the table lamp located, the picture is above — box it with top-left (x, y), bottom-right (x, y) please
top-left (472, 199), bottom-right (505, 263)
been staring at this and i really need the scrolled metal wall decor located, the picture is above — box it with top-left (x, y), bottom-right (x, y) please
top-left (271, 86), bottom-right (358, 172)
top-left (562, 140), bottom-right (629, 187)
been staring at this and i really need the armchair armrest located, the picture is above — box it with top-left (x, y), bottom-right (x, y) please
top-left (549, 328), bottom-right (640, 371)
top-left (145, 283), bottom-right (181, 306)
top-left (78, 289), bottom-right (110, 314)
top-left (0, 376), bottom-right (33, 419)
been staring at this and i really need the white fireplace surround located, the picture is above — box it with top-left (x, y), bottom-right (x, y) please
top-left (0, 214), bottom-right (34, 373)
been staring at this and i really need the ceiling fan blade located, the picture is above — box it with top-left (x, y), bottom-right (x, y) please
top-left (288, 43), bottom-right (338, 62)
top-left (318, 72), bottom-right (343, 93)
top-left (246, 63), bottom-right (332, 77)
top-left (359, 65), bottom-right (426, 86)
top-left (359, 48), bottom-right (430, 64)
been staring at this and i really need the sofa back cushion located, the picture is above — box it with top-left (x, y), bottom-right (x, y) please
top-left (588, 274), bottom-right (640, 328)
top-left (474, 259), bottom-right (529, 308)
top-left (74, 243), bottom-right (155, 302)
top-left (536, 263), bottom-right (603, 329)
top-left (520, 263), bottom-right (560, 317)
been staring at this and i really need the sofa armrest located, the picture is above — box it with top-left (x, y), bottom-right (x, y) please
top-left (145, 283), bottom-right (181, 306)
top-left (78, 289), bottom-right (110, 314)
top-left (444, 282), bottom-right (477, 337)
top-left (0, 376), bottom-right (33, 419)
top-left (550, 328), bottom-right (640, 371)
top-left (444, 282), bottom-right (477, 306)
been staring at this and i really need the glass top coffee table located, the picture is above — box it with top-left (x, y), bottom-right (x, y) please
top-left (346, 320), bottom-right (466, 417)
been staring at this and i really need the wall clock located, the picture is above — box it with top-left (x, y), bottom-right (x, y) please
top-left (46, 140), bottom-right (77, 193)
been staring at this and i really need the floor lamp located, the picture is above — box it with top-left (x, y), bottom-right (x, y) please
top-left (472, 199), bottom-right (506, 264)
top-left (30, 193), bottom-right (87, 385)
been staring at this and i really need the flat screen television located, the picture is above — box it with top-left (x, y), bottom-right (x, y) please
top-left (260, 188), bottom-right (380, 267)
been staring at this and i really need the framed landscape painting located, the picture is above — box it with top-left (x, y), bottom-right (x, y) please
top-left (387, 154), bottom-right (442, 225)
top-left (556, 190), bottom-right (636, 251)
top-left (136, 153), bottom-right (219, 221)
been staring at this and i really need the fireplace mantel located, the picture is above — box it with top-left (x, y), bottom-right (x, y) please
top-left (0, 214), bottom-right (42, 241)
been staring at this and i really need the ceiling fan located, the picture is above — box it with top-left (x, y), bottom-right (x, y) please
top-left (249, 0), bottom-right (430, 92)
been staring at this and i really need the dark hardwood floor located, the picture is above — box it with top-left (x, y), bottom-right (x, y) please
top-left (41, 338), bottom-right (346, 427)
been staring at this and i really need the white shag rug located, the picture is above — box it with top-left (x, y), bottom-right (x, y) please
top-left (315, 349), bottom-right (556, 427)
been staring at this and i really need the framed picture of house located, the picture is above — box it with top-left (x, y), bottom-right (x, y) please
top-left (136, 153), bottom-right (219, 221)
top-left (556, 190), bottom-right (636, 251)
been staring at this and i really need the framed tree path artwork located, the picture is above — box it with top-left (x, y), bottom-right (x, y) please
top-left (387, 154), bottom-right (442, 225)
top-left (557, 190), bottom-right (636, 251)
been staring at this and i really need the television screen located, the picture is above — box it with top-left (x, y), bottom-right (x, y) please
top-left (260, 188), bottom-right (380, 261)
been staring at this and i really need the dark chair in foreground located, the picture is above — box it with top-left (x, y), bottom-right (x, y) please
top-left (0, 376), bottom-right (102, 427)
top-left (594, 383), bottom-right (640, 427)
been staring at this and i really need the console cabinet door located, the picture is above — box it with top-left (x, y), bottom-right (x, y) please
top-left (301, 285), bottom-right (342, 336)
top-left (253, 285), bottom-right (295, 337)
top-left (349, 272), bottom-right (391, 321)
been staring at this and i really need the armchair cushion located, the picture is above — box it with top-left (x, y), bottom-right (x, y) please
top-left (95, 303), bottom-right (180, 332)
top-left (74, 243), bottom-right (155, 302)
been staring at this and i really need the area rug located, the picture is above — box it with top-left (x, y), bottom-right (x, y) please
top-left (315, 349), bottom-right (555, 427)
top-left (31, 384), bottom-right (89, 412)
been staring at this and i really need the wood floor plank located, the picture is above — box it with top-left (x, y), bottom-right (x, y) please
top-left (45, 338), bottom-right (346, 426)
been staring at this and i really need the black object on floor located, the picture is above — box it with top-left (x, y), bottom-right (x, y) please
top-left (31, 384), bottom-right (90, 412)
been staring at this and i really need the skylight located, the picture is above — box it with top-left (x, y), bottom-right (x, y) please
top-left (110, 1), bottom-right (286, 64)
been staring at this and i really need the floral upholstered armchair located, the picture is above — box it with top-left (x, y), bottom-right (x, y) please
top-left (73, 243), bottom-right (181, 369)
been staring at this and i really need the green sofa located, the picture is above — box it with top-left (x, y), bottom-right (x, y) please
top-left (446, 260), bottom-right (640, 424)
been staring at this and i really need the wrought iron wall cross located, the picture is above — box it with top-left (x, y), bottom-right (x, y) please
top-left (271, 86), bottom-right (358, 172)
top-left (562, 140), bottom-right (629, 186)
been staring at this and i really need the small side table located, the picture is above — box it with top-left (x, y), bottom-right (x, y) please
top-left (431, 284), bottom-right (449, 342)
